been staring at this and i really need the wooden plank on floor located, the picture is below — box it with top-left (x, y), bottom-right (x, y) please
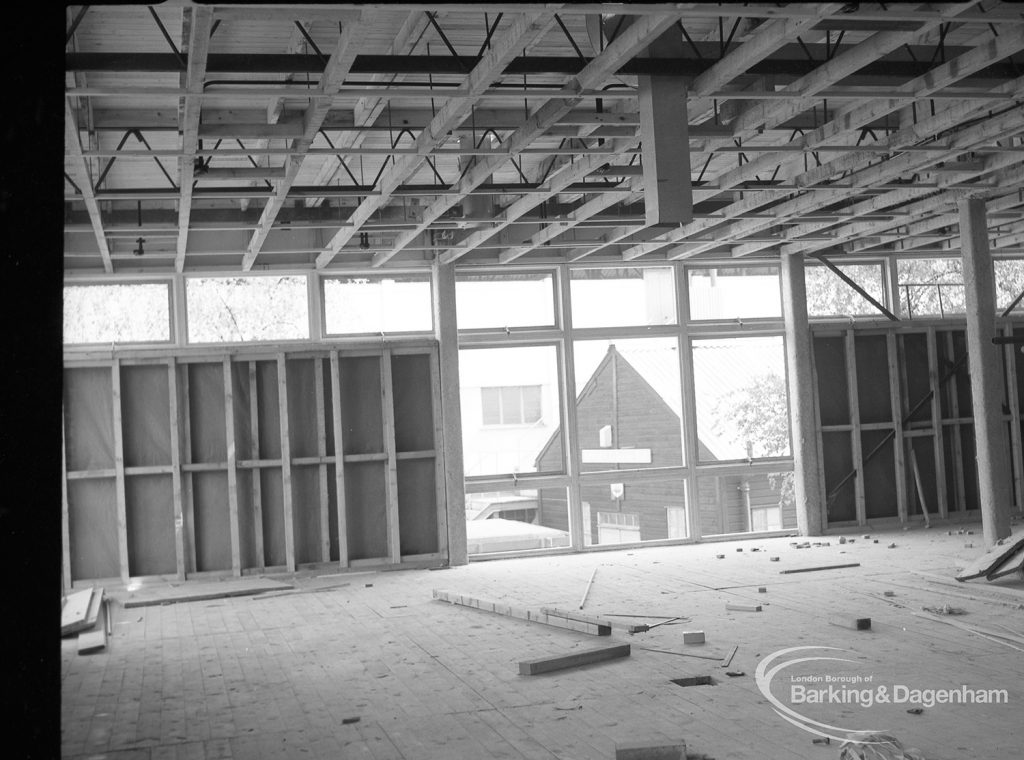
top-left (433, 589), bottom-right (611, 635)
top-left (77, 598), bottom-right (108, 655)
top-left (83, 587), bottom-right (105, 630)
top-left (518, 643), bottom-right (631, 675)
top-left (122, 577), bottom-right (295, 608)
top-left (61, 587), bottom-right (95, 635)
top-left (955, 528), bottom-right (1024, 580)
top-left (779, 562), bottom-right (861, 574)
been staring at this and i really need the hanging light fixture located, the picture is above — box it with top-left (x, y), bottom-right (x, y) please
top-left (132, 200), bottom-right (145, 256)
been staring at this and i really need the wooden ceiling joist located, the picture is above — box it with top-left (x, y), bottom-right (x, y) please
top-left (64, 98), bottom-right (113, 273)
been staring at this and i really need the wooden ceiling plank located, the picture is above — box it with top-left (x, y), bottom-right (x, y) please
top-left (314, 9), bottom-right (563, 269)
top-left (242, 11), bottom-right (371, 270)
top-left (368, 11), bottom-right (684, 268)
top-left (64, 98), bottom-right (113, 273)
top-left (174, 6), bottom-right (215, 272)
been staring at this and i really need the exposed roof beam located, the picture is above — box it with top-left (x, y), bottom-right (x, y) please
top-left (174, 6), bottom-right (214, 273)
top-left (241, 11), bottom-right (370, 270)
top-left (314, 10), bottom-right (562, 269)
top-left (64, 98), bottom-right (112, 273)
top-left (368, 11), bottom-right (684, 268)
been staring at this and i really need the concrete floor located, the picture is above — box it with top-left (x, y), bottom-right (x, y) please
top-left (61, 522), bottom-right (1024, 759)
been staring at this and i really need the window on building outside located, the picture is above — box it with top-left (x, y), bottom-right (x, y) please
top-left (482, 385), bottom-right (542, 425)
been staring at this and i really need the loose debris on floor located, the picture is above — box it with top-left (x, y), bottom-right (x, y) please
top-left (61, 587), bottom-right (108, 654)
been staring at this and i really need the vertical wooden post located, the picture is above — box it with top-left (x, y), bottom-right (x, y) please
top-left (381, 348), bottom-right (402, 562)
top-left (314, 356), bottom-right (331, 562)
top-left (945, 331), bottom-right (968, 513)
top-left (844, 329), bottom-right (866, 525)
top-left (111, 360), bottom-right (131, 582)
top-left (432, 261), bottom-right (467, 565)
top-left (675, 267), bottom-right (700, 540)
top-left (223, 358), bottom-right (241, 576)
top-left (558, 264), bottom-right (585, 548)
top-left (181, 365), bottom-right (197, 574)
top-left (780, 253), bottom-right (824, 535)
top-left (329, 351), bottom-right (349, 567)
top-left (926, 328), bottom-right (949, 519)
top-left (277, 354), bottom-right (296, 571)
top-left (886, 333), bottom-right (908, 524)
top-left (809, 337), bottom-right (829, 531)
top-left (61, 408), bottom-right (72, 591)
top-left (167, 360), bottom-right (186, 580)
top-left (248, 362), bottom-right (264, 569)
top-left (1003, 324), bottom-right (1024, 513)
top-left (429, 347), bottom-right (450, 556)
top-left (959, 197), bottom-right (1012, 544)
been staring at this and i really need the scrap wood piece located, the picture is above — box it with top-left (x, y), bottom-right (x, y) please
top-left (83, 588), bottom-right (105, 630)
top-left (615, 738), bottom-right (685, 760)
top-left (77, 598), bottom-right (108, 655)
top-left (720, 644), bottom-right (738, 668)
top-left (921, 603), bottom-right (966, 615)
top-left (954, 528), bottom-right (1024, 581)
top-left (519, 643), bottom-right (630, 675)
top-left (123, 577), bottom-right (295, 608)
top-left (830, 616), bottom-right (872, 630)
top-left (61, 587), bottom-right (95, 636)
top-left (779, 562), bottom-right (861, 574)
top-left (579, 567), bottom-right (598, 610)
top-left (985, 542), bottom-right (1024, 581)
top-left (434, 590), bottom-right (610, 635)
top-left (634, 646), bottom-right (723, 661)
top-left (725, 602), bottom-right (762, 612)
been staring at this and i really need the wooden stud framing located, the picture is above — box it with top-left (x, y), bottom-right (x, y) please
top-left (926, 328), bottom-right (949, 519)
top-left (886, 332), bottom-right (908, 524)
top-left (180, 365), bottom-right (197, 573)
top-left (844, 330), bottom-right (866, 525)
top-left (223, 358), bottom-right (242, 576)
top-left (559, 266), bottom-right (585, 549)
top-left (167, 359), bottom-right (186, 579)
top-left (248, 362), bottom-right (265, 569)
top-left (945, 331), bottom-right (968, 513)
top-left (428, 347), bottom-right (449, 559)
top-left (277, 354), bottom-right (296, 572)
top-left (314, 357), bottom-right (331, 562)
top-left (61, 408), bottom-right (72, 591)
top-left (111, 360), bottom-right (131, 582)
top-left (1004, 324), bottom-right (1024, 512)
top-left (380, 348), bottom-right (402, 562)
top-left (329, 351), bottom-right (349, 568)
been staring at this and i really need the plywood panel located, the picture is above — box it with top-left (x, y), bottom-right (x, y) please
top-left (854, 334), bottom-right (891, 425)
top-left (193, 471), bottom-right (231, 572)
top-left (960, 424), bottom-right (980, 511)
top-left (64, 367), bottom-right (115, 471)
top-left (125, 474), bottom-right (176, 576)
top-left (286, 358), bottom-right (319, 458)
top-left (236, 468), bottom-right (257, 569)
top-left (326, 463), bottom-right (340, 562)
top-left (391, 354), bottom-right (435, 452)
top-left (68, 479), bottom-right (120, 580)
top-left (823, 431), bottom-right (855, 523)
top-left (322, 360), bottom-right (336, 457)
top-left (231, 362), bottom-right (253, 460)
top-left (397, 458), bottom-right (438, 556)
top-left (291, 465), bottom-right (322, 564)
top-left (122, 365), bottom-right (171, 466)
top-left (340, 356), bottom-right (383, 454)
top-left (188, 363), bottom-right (227, 463)
top-left (344, 461), bottom-right (388, 560)
top-left (862, 430), bottom-right (897, 519)
top-left (812, 336), bottom-right (849, 426)
top-left (901, 332), bottom-right (931, 424)
top-left (256, 360), bottom-right (281, 459)
top-left (260, 468), bottom-right (286, 567)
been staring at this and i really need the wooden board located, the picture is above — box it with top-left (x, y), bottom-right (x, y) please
top-left (77, 599), bottom-right (108, 655)
top-left (61, 587), bottom-right (95, 636)
top-left (986, 542), bottom-right (1024, 581)
top-left (779, 563), bottom-right (861, 574)
top-left (955, 528), bottom-right (1024, 581)
top-left (518, 643), bottom-right (631, 675)
top-left (83, 587), bottom-right (105, 629)
top-left (539, 607), bottom-right (615, 631)
top-left (434, 590), bottom-right (611, 635)
top-left (122, 577), bottom-right (295, 608)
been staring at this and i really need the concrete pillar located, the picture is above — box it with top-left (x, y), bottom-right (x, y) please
top-left (432, 261), bottom-right (468, 565)
top-left (781, 253), bottom-right (824, 535)
top-left (959, 197), bottom-right (1013, 545)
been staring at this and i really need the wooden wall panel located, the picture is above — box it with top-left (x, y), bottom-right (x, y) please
top-left (125, 474), bottom-right (176, 576)
top-left (256, 360), bottom-right (281, 459)
top-left (862, 430), bottom-right (897, 519)
top-left (188, 364), bottom-right (227, 463)
top-left (906, 438), bottom-right (937, 519)
top-left (901, 333), bottom-right (932, 424)
top-left (122, 365), bottom-right (171, 467)
top-left (260, 468), bottom-right (286, 567)
top-left (391, 354), bottom-right (435, 452)
top-left (291, 465), bottom-right (323, 564)
top-left (344, 461), bottom-right (388, 560)
top-left (192, 472), bottom-right (231, 572)
top-left (68, 479), bottom-right (120, 580)
top-left (854, 335), bottom-right (891, 425)
top-left (327, 464), bottom-right (340, 562)
top-left (64, 368), bottom-right (114, 471)
top-left (812, 337), bottom-right (849, 426)
top-left (236, 469), bottom-right (257, 569)
top-left (286, 358), bottom-right (319, 459)
top-left (397, 459), bottom-right (438, 555)
top-left (822, 432), bottom-right (855, 522)
top-left (231, 363), bottom-right (253, 460)
top-left (340, 356), bottom-right (383, 454)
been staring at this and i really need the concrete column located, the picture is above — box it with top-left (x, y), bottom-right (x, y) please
top-left (959, 197), bottom-right (1012, 545)
top-left (432, 261), bottom-right (468, 565)
top-left (781, 253), bottom-right (824, 536)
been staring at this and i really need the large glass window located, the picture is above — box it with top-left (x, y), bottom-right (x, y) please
top-left (896, 258), bottom-right (965, 318)
top-left (695, 470), bottom-right (796, 536)
top-left (580, 478), bottom-right (689, 546)
top-left (806, 262), bottom-right (888, 317)
top-left (465, 487), bottom-right (571, 555)
top-left (688, 265), bottom-right (781, 320)
top-left (323, 274), bottom-right (432, 334)
top-left (456, 271), bottom-right (556, 329)
top-left (573, 337), bottom-right (683, 471)
top-left (459, 345), bottom-right (562, 477)
top-left (691, 336), bottom-right (790, 461)
top-left (569, 267), bottom-right (676, 327)
top-left (995, 259), bottom-right (1024, 313)
top-left (63, 282), bottom-right (171, 345)
top-left (186, 276), bottom-right (308, 343)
